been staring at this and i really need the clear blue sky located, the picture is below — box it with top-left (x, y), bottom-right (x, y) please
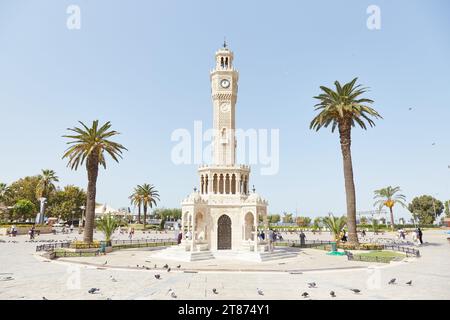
top-left (1, 0), bottom-right (450, 221)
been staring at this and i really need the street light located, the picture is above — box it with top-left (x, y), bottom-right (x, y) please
top-left (80, 205), bottom-right (86, 228)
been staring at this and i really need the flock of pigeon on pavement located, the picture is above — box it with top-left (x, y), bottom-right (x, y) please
top-left (37, 258), bottom-right (413, 300)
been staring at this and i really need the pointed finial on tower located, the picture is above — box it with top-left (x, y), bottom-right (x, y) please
top-left (223, 37), bottom-right (227, 48)
top-left (252, 185), bottom-right (256, 193)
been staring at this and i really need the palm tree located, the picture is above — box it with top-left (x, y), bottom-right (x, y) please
top-left (62, 120), bottom-right (127, 243)
top-left (36, 169), bottom-right (59, 219)
top-left (310, 78), bottom-right (382, 244)
top-left (322, 215), bottom-right (347, 243)
top-left (373, 186), bottom-right (406, 231)
top-left (129, 186), bottom-right (142, 224)
top-left (137, 184), bottom-right (160, 228)
top-left (0, 183), bottom-right (12, 204)
top-left (96, 214), bottom-right (123, 245)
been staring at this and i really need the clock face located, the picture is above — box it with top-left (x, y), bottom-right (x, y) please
top-left (220, 103), bottom-right (230, 113)
top-left (220, 79), bottom-right (230, 88)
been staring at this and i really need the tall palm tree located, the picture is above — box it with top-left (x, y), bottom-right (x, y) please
top-left (62, 120), bottom-right (127, 243)
top-left (310, 78), bottom-right (382, 245)
top-left (129, 186), bottom-right (142, 224)
top-left (373, 186), bottom-right (406, 231)
top-left (137, 184), bottom-right (160, 228)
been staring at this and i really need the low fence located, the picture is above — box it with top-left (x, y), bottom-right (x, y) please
top-left (382, 245), bottom-right (420, 257)
top-left (53, 250), bottom-right (100, 258)
top-left (345, 252), bottom-right (397, 263)
top-left (36, 242), bottom-right (71, 252)
top-left (111, 239), bottom-right (177, 249)
top-left (275, 240), bottom-right (333, 249)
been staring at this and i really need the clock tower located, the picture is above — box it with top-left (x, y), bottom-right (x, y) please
top-left (210, 41), bottom-right (239, 166)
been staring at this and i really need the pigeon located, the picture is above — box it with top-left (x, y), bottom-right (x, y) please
top-left (177, 265), bottom-right (181, 269)
top-left (145, 267), bottom-right (150, 270)
top-left (110, 276), bottom-right (117, 282)
top-left (330, 291), bottom-right (336, 298)
top-left (257, 288), bottom-right (264, 296)
top-left (103, 261), bottom-right (107, 265)
top-left (167, 268), bottom-right (171, 272)
top-left (154, 264), bottom-right (157, 268)
top-left (154, 274), bottom-right (161, 280)
top-left (168, 289), bottom-right (177, 298)
top-left (388, 278), bottom-right (396, 285)
top-left (350, 289), bottom-right (361, 294)
top-left (136, 265), bottom-right (139, 268)
top-left (307, 282), bottom-right (317, 288)
top-left (42, 296), bottom-right (48, 300)
top-left (406, 280), bottom-right (413, 286)
top-left (301, 292), bottom-right (309, 298)
top-left (88, 288), bottom-right (100, 294)
top-left (212, 288), bottom-right (218, 294)
top-left (163, 264), bottom-right (169, 269)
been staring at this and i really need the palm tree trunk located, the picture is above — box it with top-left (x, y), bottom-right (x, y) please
top-left (137, 204), bottom-right (141, 224)
top-left (339, 121), bottom-right (359, 245)
top-left (143, 204), bottom-right (147, 228)
top-left (84, 156), bottom-right (99, 243)
top-left (389, 206), bottom-right (395, 231)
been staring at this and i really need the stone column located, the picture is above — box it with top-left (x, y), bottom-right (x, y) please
top-left (254, 211), bottom-right (258, 253)
top-left (190, 212), bottom-right (196, 252)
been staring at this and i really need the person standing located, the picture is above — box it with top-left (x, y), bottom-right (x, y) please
top-left (299, 231), bottom-right (306, 246)
top-left (417, 227), bottom-right (423, 244)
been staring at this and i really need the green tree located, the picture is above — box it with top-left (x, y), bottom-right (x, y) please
top-left (322, 215), bottom-right (347, 243)
top-left (268, 214), bottom-right (280, 224)
top-left (359, 216), bottom-right (368, 225)
top-left (295, 216), bottom-right (311, 228)
top-left (136, 184), bottom-right (160, 228)
top-left (8, 176), bottom-right (41, 208)
top-left (282, 212), bottom-right (293, 223)
top-left (129, 186), bottom-right (143, 224)
top-left (153, 208), bottom-right (181, 221)
top-left (36, 169), bottom-right (59, 219)
top-left (373, 186), bottom-right (406, 231)
top-left (46, 185), bottom-right (87, 221)
top-left (13, 199), bottom-right (36, 221)
top-left (408, 195), bottom-right (444, 225)
top-left (310, 78), bottom-right (382, 244)
top-left (63, 120), bottom-right (127, 243)
top-left (444, 200), bottom-right (450, 218)
top-left (96, 214), bottom-right (123, 244)
top-left (312, 217), bottom-right (322, 230)
top-left (0, 183), bottom-right (12, 204)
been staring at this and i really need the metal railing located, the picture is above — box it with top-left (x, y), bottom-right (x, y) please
top-left (382, 245), bottom-right (420, 257)
top-left (36, 242), bottom-right (71, 252)
top-left (275, 240), bottom-right (333, 249)
top-left (111, 238), bottom-right (177, 249)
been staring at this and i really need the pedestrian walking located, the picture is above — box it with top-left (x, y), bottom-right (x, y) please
top-left (417, 227), bottom-right (423, 244)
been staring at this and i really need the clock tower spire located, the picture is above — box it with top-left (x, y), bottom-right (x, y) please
top-left (210, 44), bottom-right (239, 166)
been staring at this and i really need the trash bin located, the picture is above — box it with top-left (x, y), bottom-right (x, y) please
top-left (100, 242), bottom-right (106, 253)
top-left (331, 242), bottom-right (337, 252)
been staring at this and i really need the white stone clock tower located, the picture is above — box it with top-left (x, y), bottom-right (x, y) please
top-left (210, 43), bottom-right (239, 166)
top-left (154, 43), bottom-right (295, 262)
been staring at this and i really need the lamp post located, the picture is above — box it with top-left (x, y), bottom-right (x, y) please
top-left (38, 197), bottom-right (47, 225)
top-left (79, 205), bottom-right (86, 228)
